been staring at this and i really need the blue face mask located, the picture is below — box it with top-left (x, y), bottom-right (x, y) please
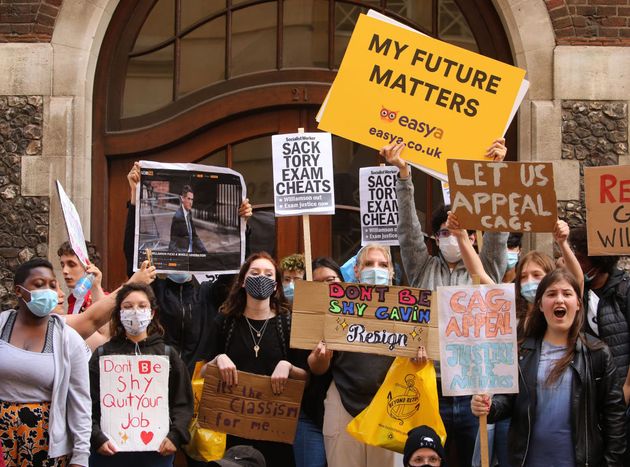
top-left (283, 282), bottom-right (295, 301)
top-left (520, 280), bottom-right (540, 304)
top-left (360, 267), bottom-right (390, 285)
top-left (19, 286), bottom-right (58, 318)
top-left (168, 273), bottom-right (192, 284)
top-left (507, 251), bottom-right (519, 270)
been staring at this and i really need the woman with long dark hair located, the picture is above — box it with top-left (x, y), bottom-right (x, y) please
top-left (471, 269), bottom-right (626, 466)
top-left (202, 252), bottom-right (307, 466)
top-left (89, 283), bottom-right (193, 467)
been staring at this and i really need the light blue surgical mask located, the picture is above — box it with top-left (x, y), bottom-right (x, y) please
top-left (507, 251), bottom-right (519, 270)
top-left (283, 282), bottom-right (295, 301)
top-left (520, 280), bottom-right (540, 304)
top-left (168, 273), bottom-right (192, 284)
top-left (19, 286), bottom-right (58, 318)
top-left (360, 267), bottom-right (390, 285)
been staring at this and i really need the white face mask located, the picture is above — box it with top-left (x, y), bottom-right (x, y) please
top-left (120, 308), bottom-right (153, 336)
top-left (438, 236), bottom-right (462, 263)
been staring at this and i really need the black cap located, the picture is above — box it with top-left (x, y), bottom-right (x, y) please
top-left (403, 425), bottom-right (445, 466)
top-left (208, 445), bottom-right (266, 467)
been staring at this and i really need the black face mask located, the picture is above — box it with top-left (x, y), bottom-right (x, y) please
top-left (244, 275), bottom-right (276, 300)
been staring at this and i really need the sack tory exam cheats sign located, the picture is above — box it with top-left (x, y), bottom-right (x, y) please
top-left (360, 166), bottom-right (400, 246)
top-left (291, 281), bottom-right (438, 359)
top-left (437, 284), bottom-right (518, 396)
top-left (272, 132), bottom-right (335, 216)
top-left (584, 165), bottom-right (630, 255)
top-left (199, 366), bottom-right (305, 444)
top-left (99, 355), bottom-right (170, 451)
top-left (447, 160), bottom-right (557, 232)
top-left (317, 11), bottom-right (527, 179)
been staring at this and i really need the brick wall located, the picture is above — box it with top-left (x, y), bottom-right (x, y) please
top-left (545, 0), bottom-right (630, 45)
top-left (0, 0), bottom-right (63, 43)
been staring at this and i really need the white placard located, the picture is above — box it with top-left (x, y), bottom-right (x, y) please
top-left (437, 283), bottom-right (519, 396)
top-left (56, 181), bottom-right (90, 267)
top-left (272, 132), bottom-right (335, 216)
top-left (359, 166), bottom-right (399, 246)
top-left (99, 355), bottom-right (170, 452)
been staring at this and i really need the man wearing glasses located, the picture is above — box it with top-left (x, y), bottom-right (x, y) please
top-left (403, 425), bottom-right (445, 467)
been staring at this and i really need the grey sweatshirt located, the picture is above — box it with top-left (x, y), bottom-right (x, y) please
top-left (396, 175), bottom-right (508, 289)
top-left (0, 311), bottom-right (92, 466)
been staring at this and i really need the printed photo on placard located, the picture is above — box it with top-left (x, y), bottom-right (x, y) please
top-left (133, 161), bottom-right (246, 274)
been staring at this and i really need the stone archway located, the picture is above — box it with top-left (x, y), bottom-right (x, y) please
top-left (48, 0), bottom-right (559, 259)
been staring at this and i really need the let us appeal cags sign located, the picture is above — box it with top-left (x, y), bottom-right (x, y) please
top-left (447, 160), bottom-right (557, 232)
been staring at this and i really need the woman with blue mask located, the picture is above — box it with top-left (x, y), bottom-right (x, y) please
top-left (0, 258), bottom-right (92, 466)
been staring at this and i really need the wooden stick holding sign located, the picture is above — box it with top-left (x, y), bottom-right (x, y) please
top-left (299, 128), bottom-right (313, 281)
top-left (471, 274), bottom-right (489, 467)
top-left (271, 129), bottom-right (335, 281)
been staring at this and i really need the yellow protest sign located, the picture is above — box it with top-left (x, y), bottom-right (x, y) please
top-left (318, 13), bottom-right (526, 177)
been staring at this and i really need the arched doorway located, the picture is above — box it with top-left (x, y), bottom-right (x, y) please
top-left (93, 0), bottom-right (516, 288)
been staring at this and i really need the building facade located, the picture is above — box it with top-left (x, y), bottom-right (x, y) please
top-left (0, 0), bottom-right (628, 305)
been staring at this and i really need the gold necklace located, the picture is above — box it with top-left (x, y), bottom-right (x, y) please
top-left (245, 316), bottom-right (271, 358)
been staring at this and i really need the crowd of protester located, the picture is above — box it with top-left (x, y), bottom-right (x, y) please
top-left (1, 139), bottom-right (629, 467)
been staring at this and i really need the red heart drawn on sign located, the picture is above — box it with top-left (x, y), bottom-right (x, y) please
top-left (140, 431), bottom-right (154, 445)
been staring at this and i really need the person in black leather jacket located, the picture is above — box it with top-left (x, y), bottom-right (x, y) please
top-left (124, 162), bottom-right (252, 374)
top-left (472, 268), bottom-right (626, 467)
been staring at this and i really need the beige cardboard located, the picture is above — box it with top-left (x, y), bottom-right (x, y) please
top-left (290, 281), bottom-right (439, 359)
top-left (198, 366), bottom-right (305, 444)
top-left (584, 165), bottom-right (630, 255)
top-left (447, 160), bottom-right (557, 232)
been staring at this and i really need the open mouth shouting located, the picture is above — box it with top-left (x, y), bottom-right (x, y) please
top-left (553, 307), bottom-right (567, 319)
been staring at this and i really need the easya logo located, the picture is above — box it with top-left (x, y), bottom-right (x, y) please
top-left (380, 106), bottom-right (398, 122)
top-left (378, 105), bottom-right (444, 139)
top-left (386, 373), bottom-right (420, 424)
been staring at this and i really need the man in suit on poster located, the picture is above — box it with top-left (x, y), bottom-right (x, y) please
top-left (169, 184), bottom-right (208, 253)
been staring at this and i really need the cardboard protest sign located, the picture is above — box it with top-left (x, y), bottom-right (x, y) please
top-left (359, 166), bottom-right (399, 245)
top-left (134, 161), bottom-right (246, 274)
top-left (317, 11), bottom-right (527, 178)
top-left (198, 366), bottom-right (305, 444)
top-left (56, 181), bottom-right (90, 267)
top-left (99, 355), bottom-right (170, 451)
top-left (584, 165), bottom-right (630, 255)
top-left (291, 281), bottom-right (438, 359)
top-left (437, 284), bottom-right (518, 396)
top-left (447, 160), bottom-right (557, 232)
top-left (271, 132), bottom-right (335, 216)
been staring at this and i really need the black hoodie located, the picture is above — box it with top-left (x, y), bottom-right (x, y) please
top-left (89, 334), bottom-right (194, 451)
